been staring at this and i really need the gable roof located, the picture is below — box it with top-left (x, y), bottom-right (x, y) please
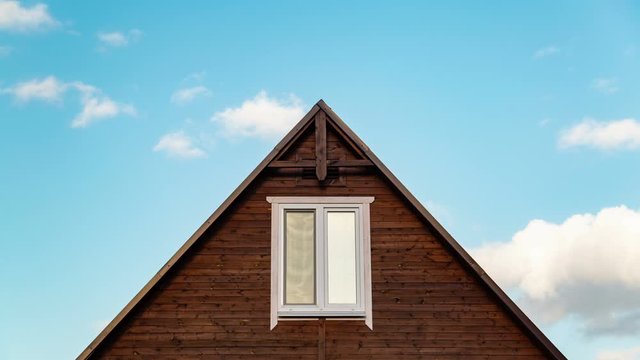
top-left (78, 100), bottom-right (566, 360)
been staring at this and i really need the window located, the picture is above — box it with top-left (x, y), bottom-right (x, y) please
top-left (267, 197), bottom-right (374, 330)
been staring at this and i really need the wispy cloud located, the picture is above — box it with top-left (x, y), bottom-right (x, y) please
top-left (538, 118), bottom-right (551, 127)
top-left (97, 29), bottom-right (142, 50)
top-left (0, 0), bottom-right (59, 32)
top-left (472, 205), bottom-right (640, 336)
top-left (2, 76), bottom-right (136, 128)
top-left (559, 118), bottom-right (640, 150)
top-left (597, 346), bottom-right (640, 360)
top-left (591, 77), bottom-right (619, 94)
top-left (183, 71), bottom-right (207, 83)
top-left (170, 86), bottom-right (212, 105)
top-left (0, 45), bottom-right (11, 57)
top-left (625, 45), bottom-right (638, 57)
top-left (533, 46), bottom-right (559, 59)
top-left (153, 131), bottom-right (205, 158)
top-left (3, 75), bottom-right (67, 103)
top-left (72, 90), bottom-right (136, 128)
top-left (212, 91), bottom-right (305, 139)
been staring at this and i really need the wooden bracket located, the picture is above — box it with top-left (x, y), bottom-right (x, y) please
top-left (315, 111), bottom-right (327, 181)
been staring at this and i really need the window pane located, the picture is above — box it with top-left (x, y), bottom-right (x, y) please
top-left (327, 211), bottom-right (357, 304)
top-left (285, 211), bottom-right (315, 305)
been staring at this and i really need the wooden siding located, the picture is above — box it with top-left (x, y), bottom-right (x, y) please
top-left (91, 111), bottom-right (550, 359)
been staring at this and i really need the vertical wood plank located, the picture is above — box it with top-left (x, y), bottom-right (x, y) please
top-left (315, 111), bottom-right (327, 181)
top-left (318, 318), bottom-right (326, 360)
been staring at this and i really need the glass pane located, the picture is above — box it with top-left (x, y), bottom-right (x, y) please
top-left (285, 211), bottom-right (315, 304)
top-left (327, 211), bottom-right (357, 304)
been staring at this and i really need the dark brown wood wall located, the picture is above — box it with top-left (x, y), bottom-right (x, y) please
top-left (92, 111), bottom-right (549, 359)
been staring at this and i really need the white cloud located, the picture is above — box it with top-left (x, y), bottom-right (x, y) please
top-left (1, 76), bottom-right (136, 128)
top-left (472, 205), bottom-right (640, 335)
top-left (72, 93), bottom-right (136, 128)
top-left (592, 78), bottom-right (619, 94)
top-left (0, 0), bottom-right (58, 32)
top-left (170, 86), bottom-right (212, 105)
top-left (97, 29), bottom-right (142, 49)
top-left (212, 91), bottom-right (305, 139)
top-left (69, 81), bottom-right (97, 95)
top-left (597, 346), bottom-right (640, 360)
top-left (0, 45), bottom-right (11, 57)
top-left (98, 32), bottom-right (126, 47)
top-left (153, 131), bottom-right (205, 158)
top-left (533, 46), bottom-right (559, 59)
top-left (559, 118), bottom-right (640, 150)
top-left (3, 75), bottom-right (67, 103)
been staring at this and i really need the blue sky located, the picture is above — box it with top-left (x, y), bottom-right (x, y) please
top-left (1, 1), bottom-right (640, 359)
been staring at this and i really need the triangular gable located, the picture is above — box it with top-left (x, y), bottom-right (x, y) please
top-left (77, 100), bottom-right (566, 360)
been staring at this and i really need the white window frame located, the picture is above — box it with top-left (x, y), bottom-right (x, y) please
top-left (267, 196), bottom-right (374, 330)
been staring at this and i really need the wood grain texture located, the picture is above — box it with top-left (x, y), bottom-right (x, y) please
top-left (90, 111), bottom-right (552, 359)
top-left (315, 110), bottom-right (327, 181)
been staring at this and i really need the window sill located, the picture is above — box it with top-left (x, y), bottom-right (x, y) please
top-left (278, 311), bottom-right (366, 318)
top-left (277, 316), bottom-right (367, 322)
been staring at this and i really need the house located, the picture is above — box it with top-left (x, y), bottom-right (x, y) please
top-left (78, 100), bottom-right (566, 359)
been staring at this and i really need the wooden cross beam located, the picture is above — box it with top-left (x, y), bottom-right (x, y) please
top-left (268, 159), bottom-right (373, 168)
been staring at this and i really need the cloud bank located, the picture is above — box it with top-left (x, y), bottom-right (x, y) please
top-left (472, 205), bottom-right (640, 336)
top-left (597, 346), bottom-right (640, 360)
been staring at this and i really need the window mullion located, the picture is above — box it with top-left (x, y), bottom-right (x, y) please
top-left (357, 206), bottom-right (364, 310)
top-left (315, 204), bottom-right (325, 310)
top-left (279, 205), bottom-right (285, 309)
